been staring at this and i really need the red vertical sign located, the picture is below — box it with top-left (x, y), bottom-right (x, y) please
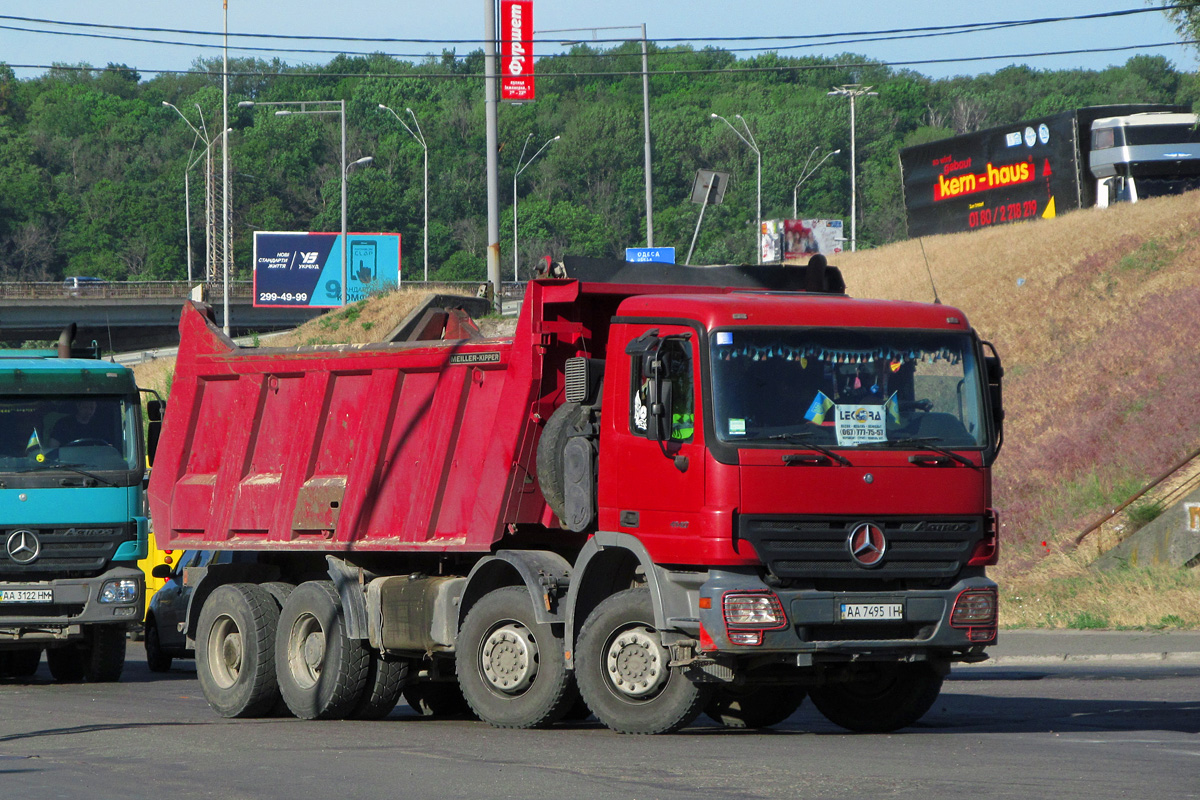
top-left (500, 0), bottom-right (534, 102)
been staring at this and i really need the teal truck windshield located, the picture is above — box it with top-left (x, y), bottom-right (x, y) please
top-left (0, 395), bottom-right (141, 473)
top-left (710, 329), bottom-right (987, 448)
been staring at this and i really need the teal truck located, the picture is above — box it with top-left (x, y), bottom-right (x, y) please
top-left (0, 325), bottom-right (156, 682)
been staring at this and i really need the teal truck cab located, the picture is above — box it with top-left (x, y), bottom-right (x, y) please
top-left (0, 326), bottom-right (153, 682)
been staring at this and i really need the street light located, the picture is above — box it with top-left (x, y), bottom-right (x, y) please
top-left (240, 99), bottom-right (372, 306)
top-left (792, 147), bottom-right (840, 220)
top-left (826, 84), bottom-right (878, 252)
top-left (512, 133), bottom-right (559, 282)
top-left (544, 24), bottom-right (654, 246)
top-left (378, 104), bottom-right (428, 282)
top-left (163, 102), bottom-right (230, 285)
top-left (711, 112), bottom-right (762, 264)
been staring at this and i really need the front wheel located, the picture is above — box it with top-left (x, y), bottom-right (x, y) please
top-left (196, 583), bottom-right (281, 718)
top-left (0, 647), bottom-right (42, 678)
top-left (705, 685), bottom-right (805, 729)
top-left (456, 586), bottom-right (574, 729)
top-left (85, 626), bottom-right (126, 682)
top-left (809, 662), bottom-right (943, 733)
top-left (575, 587), bottom-right (710, 734)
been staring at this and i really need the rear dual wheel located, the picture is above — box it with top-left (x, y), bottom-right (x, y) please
top-left (275, 581), bottom-right (370, 720)
top-left (196, 583), bottom-right (280, 717)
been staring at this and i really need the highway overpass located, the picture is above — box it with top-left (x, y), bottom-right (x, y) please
top-left (2, 281), bottom-right (330, 350)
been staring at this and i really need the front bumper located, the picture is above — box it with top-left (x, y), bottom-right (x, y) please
top-left (0, 566), bottom-right (144, 644)
top-left (698, 568), bottom-right (996, 664)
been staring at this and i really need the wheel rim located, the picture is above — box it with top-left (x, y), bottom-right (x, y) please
top-left (603, 624), bottom-right (669, 701)
top-left (206, 615), bottom-right (243, 689)
top-left (479, 621), bottom-right (539, 695)
top-left (286, 612), bottom-right (326, 690)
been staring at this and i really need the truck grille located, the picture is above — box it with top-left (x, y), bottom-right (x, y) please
top-left (0, 525), bottom-right (130, 580)
top-left (738, 515), bottom-right (983, 586)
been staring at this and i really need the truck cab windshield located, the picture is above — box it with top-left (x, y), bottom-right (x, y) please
top-left (0, 395), bottom-right (141, 475)
top-left (710, 329), bottom-right (987, 449)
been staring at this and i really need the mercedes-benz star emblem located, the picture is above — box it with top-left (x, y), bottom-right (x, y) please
top-left (847, 522), bottom-right (886, 568)
top-left (6, 530), bottom-right (41, 564)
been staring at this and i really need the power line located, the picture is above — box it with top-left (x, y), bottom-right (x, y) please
top-left (0, 4), bottom-right (1183, 51)
top-left (9, 38), bottom-right (1196, 82)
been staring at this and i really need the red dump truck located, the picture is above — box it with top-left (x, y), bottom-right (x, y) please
top-left (147, 257), bottom-right (1003, 734)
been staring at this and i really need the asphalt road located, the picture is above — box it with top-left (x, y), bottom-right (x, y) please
top-left (2, 641), bottom-right (1199, 800)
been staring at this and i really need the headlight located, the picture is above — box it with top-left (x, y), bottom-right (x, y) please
top-left (723, 592), bottom-right (786, 627)
top-left (99, 579), bottom-right (140, 604)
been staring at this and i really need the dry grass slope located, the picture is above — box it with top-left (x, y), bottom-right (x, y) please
top-left (131, 287), bottom-right (474, 402)
top-left (839, 193), bottom-right (1200, 627)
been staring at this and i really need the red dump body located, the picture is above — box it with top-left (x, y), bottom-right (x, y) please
top-left (149, 279), bottom-right (731, 553)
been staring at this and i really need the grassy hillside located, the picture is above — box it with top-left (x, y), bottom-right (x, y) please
top-left (838, 193), bottom-right (1200, 627)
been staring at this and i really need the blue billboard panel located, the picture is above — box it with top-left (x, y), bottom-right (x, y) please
top-left (253, 232), bottom-right (402, 308)
top-left (624, 247), bottom-right (676, 264)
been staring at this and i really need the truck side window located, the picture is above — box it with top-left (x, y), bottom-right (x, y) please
top-left (630, 339), bottom-right (694, 442)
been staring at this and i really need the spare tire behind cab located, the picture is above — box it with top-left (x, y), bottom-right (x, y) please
top-left (535, 401), bottom-right (590, 524)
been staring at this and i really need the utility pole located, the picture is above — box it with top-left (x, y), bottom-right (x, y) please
top-left (484, 1), bottom-right (501, 308)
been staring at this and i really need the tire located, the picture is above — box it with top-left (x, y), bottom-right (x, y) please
top-left (196, 583), bottom-right (281, 718)
top-left (402, 682), bottom-right (471, 717)
top-left (809, 662), bottom-right (944, 733)
top-left (144, 616), bottom-right (173, 673)
top-left (84, 626), bottom-right (126, 683)
top-left (705, 685), bottom-right (805, 729)
top-left (275, 581), bottom-right (370, 720)
top-left (456, 586), bottom-right (574, 729)
top-left (536, 402), bottom-right (588, 522)
top-left (349, 654), bottom-right (410, 720)
top-left (576, 587), bottom-right (710, 735)
top-left (0, 647), bottom-right (42, 678)
top-left (46, 646), bottom-right (86, 683)
top-left (261, 581), bottom-right (295, 610)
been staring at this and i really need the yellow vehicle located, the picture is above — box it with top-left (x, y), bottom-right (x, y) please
top-left (136, 530), bottom-right (177, 618)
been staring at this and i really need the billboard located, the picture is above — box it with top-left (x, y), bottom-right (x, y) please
top-left (253, 232), bottom-right (401, 308)
top-left (760, 219), bottom-right (844, 263)
top-left (900, 111), bottom-right (1082, 238)
top-left (500, 0), bottom-right (534, 102)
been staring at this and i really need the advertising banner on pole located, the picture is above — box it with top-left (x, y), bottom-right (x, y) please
top-left (760, 219), bottom-right (843, 262)
top-left (500, 0), bottom-right (534, 102)
top-left (253, 231), bottom-right (401, 308)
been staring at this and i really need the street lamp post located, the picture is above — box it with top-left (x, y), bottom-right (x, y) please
top-left (378, 104), bottom-right (428, 282)
top-left (240, 99), bottom-right (372, 306)
top-left (544, 23), bottom-right (654, 245)
top-left (512, 133), bottom-right (559, 282)
top-left (163, 102), bottom-right (228, 285)
top-left (711, 112), bottom-right (762, 264)
top-left (826, 85), bottom-right (877, 252)
top-left (792, 147), bottom-right (841, 220)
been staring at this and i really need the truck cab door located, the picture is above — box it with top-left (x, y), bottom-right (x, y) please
top-left (599, 324), bottom-right (707, 549)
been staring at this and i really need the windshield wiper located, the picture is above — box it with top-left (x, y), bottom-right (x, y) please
top-left (767, 432), bottom-right (853, 467)
top-left (19, 462), bottom-right (116, 486)
top-left (891, 437), bottom-right (975, 467)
